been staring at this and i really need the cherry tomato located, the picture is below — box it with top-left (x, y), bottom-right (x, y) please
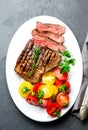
top-left (53, 85), bottom-right (58, 96)
top-left (19, 81), bottom-right (33, 98)
top-left (55, 80), bottom-right (70, 93)
top-left (46, 101), bottom-right (61, 117)
top-left (64, 80), bottom-right (70, 93)
top-left (40, 98), bottom-right (51, 107)
top-left (54, 79), bottom-right (63, 88)
top-left (39, 85), bottom-right (53, 98)
top-left (26, 95), bottom-right (38, 106)
top-left (42, 72), bottom-right (56, 84)
top-left (33, 83), bottom-right (43, 93)
top-left (53, 68), bottom-right (68, 81)
top-left (56, 92), bottom-right (69, 107)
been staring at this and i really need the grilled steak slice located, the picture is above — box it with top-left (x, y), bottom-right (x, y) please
top-left (32, 29), bottom-right (64, 44)
top-left (36, 21), bottom-right (66, 35)
top-left (32, 34), bottom-right (66, 52)
top-left (14, 40), bottom-right (62, 84)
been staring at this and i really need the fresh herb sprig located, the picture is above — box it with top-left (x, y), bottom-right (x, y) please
top-left (60, 50), bottom-right (75, 73)
top-left (34, 48), bottom-right (41, 63)
top-left (29, 47), bottom-right (41, 76)
top-left (36, 89), bottom-right (44, 105)
top-left (36, 89), bottom-right (44, 99)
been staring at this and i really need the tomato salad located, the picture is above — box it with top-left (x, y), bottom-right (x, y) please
top-left (18, 48), bottom-right (75, 118)
top-left (19, 66), bottom-right (72, 118)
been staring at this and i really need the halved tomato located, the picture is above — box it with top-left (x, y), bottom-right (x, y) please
top-left (64, 80), bottom-right (70, 93)
top-left (53, 68), bottom-right (68, 81)
top-left (56, 92), bottom-right (69, 107)
top-left (46, 101), bottom-right (61, 117)
top-left (33, 83), bottom-right (43, 93)
top-left (39, 85), bottom-right (53, 98)
top-left (42, 72), bottom-right (56, 84)
top-left (54, 79), bottom-right (63, 89)
top-left (40, 98), bottom-right (51, 107)
top-left (26, 95), bottom-right (38, 106)
top-left (53, 85), bottom-right (58, 96)
top-left (19, 81), bottom-right (33, 98)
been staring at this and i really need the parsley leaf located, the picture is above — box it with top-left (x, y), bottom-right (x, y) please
top-left (59, 50), bottom-right (76, 73)
top-left (68, 58), bottom-right (75, 66)
top-left (61, 50), bottom-right (71, 58)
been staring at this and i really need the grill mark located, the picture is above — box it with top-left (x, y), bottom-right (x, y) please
top-left (43, 50), bottom-right (52, 67)
top-left (39, 48), bottom-right (49, 67)
top-left (50, 52), bottom-right (56, 60)
top-left (20, 41), bottom-right (34, 72)
top-left (36, 48), bottom-right (45, 67)
top-left (23, 51), bottom-right (33, 72)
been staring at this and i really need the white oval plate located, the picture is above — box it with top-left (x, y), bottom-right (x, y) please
top-left (6, 16), bottom-right (83, 122)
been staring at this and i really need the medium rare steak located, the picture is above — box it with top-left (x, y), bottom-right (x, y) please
top-left (32, 29), bottom-right (64, 44)
top-left (36, 21), bottom-right (66, 35)
top-left (14, 40), bottom-right (62, 84)
top-left (32, 34), bottom-right (66, 52)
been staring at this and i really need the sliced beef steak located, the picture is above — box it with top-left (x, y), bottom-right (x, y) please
top-left (14, 40), bottom-right (62, 84)
top-left (32, 34), bottom-right (66, 52)
top-left (36, 21), bottom-right (66, 35)
top-left (32, 29), bottom-right (64, 44)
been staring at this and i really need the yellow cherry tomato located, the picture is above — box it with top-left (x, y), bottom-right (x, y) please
top-left (52, 85), bottom-right (58, 95)
top-left (39, 85), bottom-right (53, 98)
top-left (42, 72), bottom-right (56, 85)
top-left (19, 81), bottom-right (33, 98)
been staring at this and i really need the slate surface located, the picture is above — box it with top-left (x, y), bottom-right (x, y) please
top-left (0, 0), bottom-right (88, 130)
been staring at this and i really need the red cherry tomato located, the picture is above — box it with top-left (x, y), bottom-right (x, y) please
top-left (26, 95), bottom-right (38, 106)
top-left (64, 80), bottom-right (70, 93)
top-left (33, 83), bottom-right (43, 93)
top-left (40, 98), bottom-right (51, 107)
top-left (54, 79), bottom-right (63, 88)
top-left (56, 80), bottom-right (70, 93)
top-left (56, 92), bottom-right (69, 107)
top-left (54, 68), bottom-right (68, 81)
top-left (46, 101), bottom-right (61, 117)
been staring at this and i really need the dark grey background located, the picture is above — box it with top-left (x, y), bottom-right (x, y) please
top-left (0, 0), bottom-right (88, 130)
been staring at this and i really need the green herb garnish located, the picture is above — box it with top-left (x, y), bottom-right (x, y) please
top-left (53, 111), bottom-right (61, 118)
top-left (36, 90), bottom-right (44, 99)
top-left (61, 50), bottom-right (71, 58)
top-left (60, 50), bottom-right (75, 73)
top-left (29, 47), bottom-right (41, 76)
top-left (31, 91), bottom-right (35, 96)
top-left (22, 86), bottom-right (30, 93)
top-left (34, 47), bottom-right (41, 63)
top-left (59, 85), bottom-right (67, 93)
top-left (38, 99), bottom-right (42, 105)
top-left (52, 94), bottom-right (58, 102)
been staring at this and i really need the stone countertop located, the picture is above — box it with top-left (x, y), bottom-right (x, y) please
top-left (0, 0), bottom-right (88, 130)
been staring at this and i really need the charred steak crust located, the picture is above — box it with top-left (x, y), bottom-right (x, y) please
top-left (14, 40), bottom-right (62, 84)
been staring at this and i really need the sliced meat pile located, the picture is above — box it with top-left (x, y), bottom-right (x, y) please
top-left (14, 40), bottom-right (62, 84)
top-left (36, 21), bottom-right (65, 35)
top-left (32, 29), bottom-right (64, 44)
top-left (31, 21), bottom-right (66, 52)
